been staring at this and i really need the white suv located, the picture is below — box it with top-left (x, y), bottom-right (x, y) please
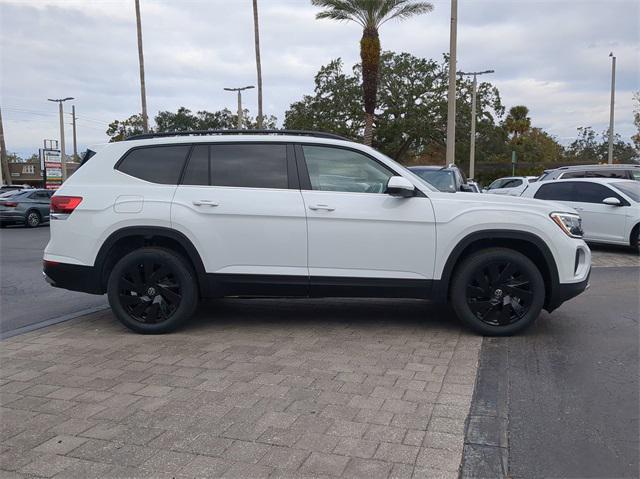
top-left (44, 131), bottom-right (591, 335)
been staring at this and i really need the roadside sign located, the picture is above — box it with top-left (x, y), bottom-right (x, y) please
top-left (42, 148), bottom-right (62, 189)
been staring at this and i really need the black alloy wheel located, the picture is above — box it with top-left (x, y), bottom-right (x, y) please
top-left (451, 248), bottom-right (545, 335)
top-left (465, 259), bottom-right (533, 326)
top-left (107, 247), bottom-right (198, 333)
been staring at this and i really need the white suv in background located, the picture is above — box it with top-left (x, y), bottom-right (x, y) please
top-left (44, 131), bottom-right (591, 335)
top-left (484, 176), bottom-right (538, 196)
top-left (521, 178), bottom-right (640, 248)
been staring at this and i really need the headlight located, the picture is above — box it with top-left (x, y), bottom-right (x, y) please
top-left (550, 212), bottom-right (583, 238)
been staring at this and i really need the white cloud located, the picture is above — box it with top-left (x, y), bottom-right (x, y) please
top-left (1, 0), bottom-right (638, 157)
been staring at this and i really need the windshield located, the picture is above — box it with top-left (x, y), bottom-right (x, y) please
top-left (611, 181), bottom-right (640, 202)
top-left (411, 169), bottom-right (456, 192)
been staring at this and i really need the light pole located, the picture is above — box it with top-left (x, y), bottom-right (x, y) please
top-left (459, 70), bottom-right (494, 179)
top-left (224, 86), bottom-right (255, 129)
top-left (135, 0), bottom-right (149, 133)
top-left (71, 105), bottom-right (78, 161)
top-left (608, 52), bottom-right (616, 164)
top-left (445, 0), bottom-right (458, 165)
top-left (47, 97), bottom-right (74, 180)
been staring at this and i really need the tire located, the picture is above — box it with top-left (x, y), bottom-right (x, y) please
top-left (25, 210), bottom-right (41, 228)
top-left (107, 247), bottom-right (199, 334)
top-left (450, 248), bottom-right (545, 336)
top-left (631, 225), bottom-right (639, 252)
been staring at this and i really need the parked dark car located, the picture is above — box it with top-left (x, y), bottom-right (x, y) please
top-left (408, 165), bottom-right (474, 192)
top-left (0, 189), bottom-right (53, 228)
top-left (538, 164), bottom-right (640, 181)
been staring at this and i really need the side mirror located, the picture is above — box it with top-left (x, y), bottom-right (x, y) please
top-left (386, 176), bottom-right (415, 198)
top-left (602, 197), bottom-right (621, 206)
top-left (460, 184), bottom-right (473, 192)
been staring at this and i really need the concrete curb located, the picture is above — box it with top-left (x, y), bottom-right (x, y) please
top-left (0, 305), bottom-right (109, 340)
top-left (459, 338), bottom-right (509, 478)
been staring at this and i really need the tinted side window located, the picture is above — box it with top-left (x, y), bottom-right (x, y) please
top-left (585, 169), bottom-right (627, 179)
top-left (182, 145), bottom-right (209, 186)
top-left (561, 171), bottom-right (585, 179)
top-left (210, 144), bottom-right (288, 189)
top-left (572, 183), bottom-right (621, 203)
top-left (117, 146), bottom-right (190, 184)
top-left (534, 182), bottom-right (576, 201)
top-left (503, 179), bottom-right (523, 188)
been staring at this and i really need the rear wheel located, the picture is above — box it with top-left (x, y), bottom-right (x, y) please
top-left (450, 248), bottom-right (545, 336)
top-left (107, 247), bottom-right (198, 333)
top-left (25, 210), bottom-right (41, 228)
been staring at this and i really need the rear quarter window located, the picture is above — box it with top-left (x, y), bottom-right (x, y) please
top-left (117, 145), bottom-right (191, 184)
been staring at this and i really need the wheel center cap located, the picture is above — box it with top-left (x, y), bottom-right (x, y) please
top-left (146, 287), bottom-right (156, 296)
top-left (494, 289), bottom-right (503, 298)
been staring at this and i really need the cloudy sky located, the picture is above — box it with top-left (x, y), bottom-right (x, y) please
top-left (1, 0), bottom-right (638, 158)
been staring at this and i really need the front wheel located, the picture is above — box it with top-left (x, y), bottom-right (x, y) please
top-left (450, 248), bottom-right (545, 336)
top-left (107, 247), bottom-right (199, 334)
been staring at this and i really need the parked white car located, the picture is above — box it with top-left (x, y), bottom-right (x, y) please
top-left (485, 176), bottom-right (538, 196)
top-left (44, 131), bottom-right (591, 336)
top-left (521, 178), bottom-right (640, 248)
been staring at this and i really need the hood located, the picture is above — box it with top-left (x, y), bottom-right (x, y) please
top-left (429, 190), bottom-right (579, 215)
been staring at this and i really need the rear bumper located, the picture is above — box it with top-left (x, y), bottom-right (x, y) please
top-left (546, 269), bottom-right (590, 312)
top-left (43, 260), bottom-right (104, 295)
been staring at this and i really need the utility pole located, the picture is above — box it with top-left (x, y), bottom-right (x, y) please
top-left (224, 86), bottom-right (255, 129)
top-left (459, 69), bottom-right (494, 179)
top-left (71, 105), bottom-right (78, 161)
top-left (252, 0), bottom-right (264, 129)
top-left (135, 0), bottom-right (149, 133)
top-left (445, 0), bottom-right (458, 165)
top-left (608, 52), bottom-right (616, 164)
top-left (0, 107), bottom-right (9, 185)
top-left (48, 97), bottom-right (73, 181)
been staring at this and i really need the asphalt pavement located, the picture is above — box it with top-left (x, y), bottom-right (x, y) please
top-left (463, 265), bottom-right (639, 478)
top-left (0, 225), bottom-right (107, 336)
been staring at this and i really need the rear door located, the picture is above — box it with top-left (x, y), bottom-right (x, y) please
top-left (30, 190), bottom-right (52, 221)
top-left (297, 144), bottom-right (436, 297)
top-left (171, 142), bottom-right (308, 295)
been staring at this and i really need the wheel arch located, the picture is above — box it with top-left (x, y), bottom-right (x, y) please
top-left (434, 230), bottom-right (560, 310)
top-left (95, 226), bottom-right (208, 296)
top-left (630, 222), bottom-right (640, 248)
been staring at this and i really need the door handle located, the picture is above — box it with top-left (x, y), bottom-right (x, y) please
top-left (309, 204), bottom-right (335, 211)
top-left (192, 200), bottom-right (219, 207)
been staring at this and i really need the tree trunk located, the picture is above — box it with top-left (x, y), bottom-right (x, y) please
top-left (360, 26), bottom-right (380, 146)
top-left (135, 0), bottom-right (149, 133)
top-left (252, 0), bottom-right (263, 129)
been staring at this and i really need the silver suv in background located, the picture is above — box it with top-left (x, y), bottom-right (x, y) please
top-left (539, 164), bottom-right (640, 181)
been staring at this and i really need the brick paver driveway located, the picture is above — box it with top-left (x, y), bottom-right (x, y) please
top-left (0, 299), bottom-right (480, 478)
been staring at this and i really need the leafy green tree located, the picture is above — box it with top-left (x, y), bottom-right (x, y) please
top-left (106, 114), bottom-right (147, 142)
top-left (632, 91), bottom-right (640, 152)
top-left (311, 0), bottom-right (433, 146)
top-left (107, 108), bottom-right (276, 141)
top-left (566, 126), bottom-right (636, 164)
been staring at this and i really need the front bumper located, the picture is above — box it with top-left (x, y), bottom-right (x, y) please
top-left (546, 269), bottom-right (590, 312)
top-left (43, 260), bottom-right (104, 295)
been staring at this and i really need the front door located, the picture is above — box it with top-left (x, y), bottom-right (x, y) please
top-left (171, 143), bottom-right (308, 295)
top-left (297, 144), bottom-right (436, 297)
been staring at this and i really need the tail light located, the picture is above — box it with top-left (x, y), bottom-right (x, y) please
top-left (0, 201), bottom-right (17, 207)
top-left (50, 196), bottom-right (83, 219)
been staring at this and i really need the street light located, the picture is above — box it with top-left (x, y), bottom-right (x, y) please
top-left (224, 86), bottom-right (255, 129)
top-left (608, 52), bottom-right (616, 165)
top-left (445, 0), bottom-right (458, 165)
top-left (47, 97), bottom-right (74, 181)
top-left (459, 70), bottom-right (494, 179)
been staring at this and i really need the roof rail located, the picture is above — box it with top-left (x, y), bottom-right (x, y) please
top-left (125, 129), bottom-right (350, 142)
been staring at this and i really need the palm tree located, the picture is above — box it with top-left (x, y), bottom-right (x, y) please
top-left (504, 105), bottom-right (531, 141)
top-left (252, 0), bottom-right (264, 129)
top-left (312, 0), bottom-right (433, 146)
top-left (134, 0), bottom-right (149, 133)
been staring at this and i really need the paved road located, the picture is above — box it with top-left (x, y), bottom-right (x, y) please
top-left (0, 226), bottom-right (107, 335)
top-left (467, 266), bottom-right (639, 478)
